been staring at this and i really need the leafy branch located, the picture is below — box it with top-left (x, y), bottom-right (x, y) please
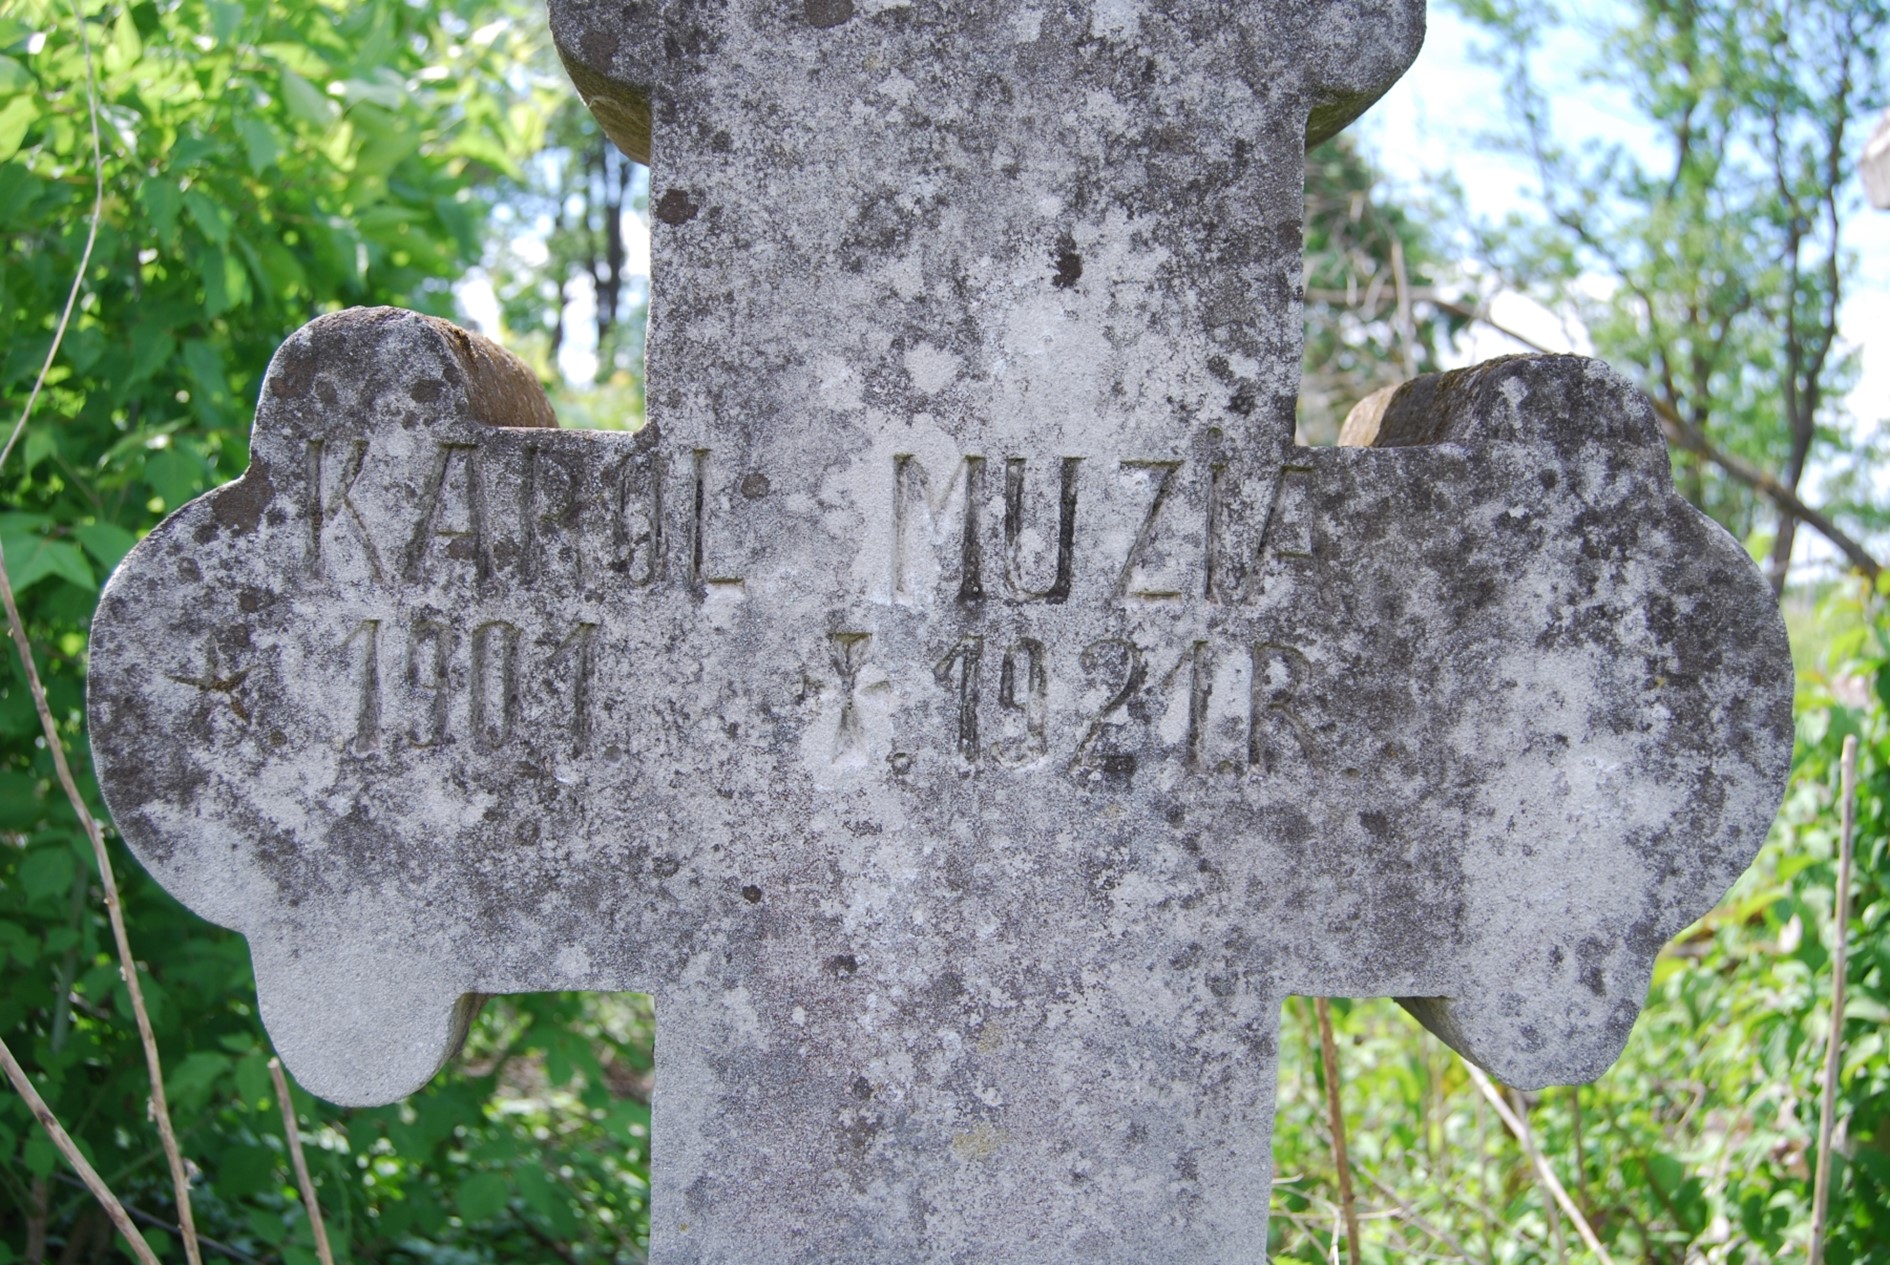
top-left (0, 4), bottom-right (202, 1262)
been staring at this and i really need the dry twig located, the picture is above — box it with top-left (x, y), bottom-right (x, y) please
top-left (1314, 998), bottom-right (1363, 1265)
top-left (0, 6), bottom-right (203, 1263)
top-left (1, 1034), bottom-right (162, 1265)
top-left (269, 1059), bottom-right (337, 1265)
top-left (1809, 734), bottom-right (1859, 1265)
top-left (1466, 1063), bottom-right (1618, 1265)
top-left (1513, 1087), bottom-right (1568, 1265)
top-left (1352, 1158), bottom-right (1480, 1263)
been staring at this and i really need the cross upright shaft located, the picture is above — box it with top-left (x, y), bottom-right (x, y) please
top-left (85, 2), bottom-right (1794, 1262)
top-left (565, 0), bottom-right (1426, 456)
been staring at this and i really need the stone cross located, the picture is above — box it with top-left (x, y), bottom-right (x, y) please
top-left (89, 2), bottom-right (1794, 1260)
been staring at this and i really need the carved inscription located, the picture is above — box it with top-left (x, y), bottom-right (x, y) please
top-left (407, 621), bottom-right (450, 748)
top-left (301, 440), bottom-right (754, 599)
top-left (342, 619), bottom-right (381, 754)
top-left (344, 617), bottom-right (597, 756)
top-left (894, 454), bottom-right (984, 602)
top-left (887, 453), bottom-right (1325, 781)
top-left (550, 622), bottom-right (599, 753)
top-left (1003, 457), bottom-right (1079, 602)
top-left (690, 448), bottom-right (745, 591)
top-left (992, 638), bottom-right (1048, 768)
top-left (929, 632), bottom-right (1317, 780)
top-left (1117, 460), bottom-right (1183, 599)
top-left (295, 437), bottom-right (1325, 782)
top-left (1258, 465), bottom-right (1314, 565)
top-left (305, 439), bottom-right (382, 580)
top-left (469, 621), bottom-right (520, 749)
top-left (830, 631), bottom-right (872, 758)
top-left (521, 446), bottom-right (585, 587)
top-left (1070, 637), bottom-right (1146, 780)
top-left (612, 450), bottom-right (667, 587)
top-left (891, 455), bottom-right (1317, 605)
top-left (405, 444), bottom-right (489, 583)
top-left (932, 635), bottom-right (982, 762)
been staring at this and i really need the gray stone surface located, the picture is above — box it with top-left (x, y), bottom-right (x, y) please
top-left (88, 3), bottom-right (1794, 1261)
top-left (1865, 109), bottom-right (1890, 211)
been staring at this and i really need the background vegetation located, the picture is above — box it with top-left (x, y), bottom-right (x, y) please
top-left (1, 0), bottom-right (1884, 1261)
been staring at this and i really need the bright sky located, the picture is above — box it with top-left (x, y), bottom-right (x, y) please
top-left (1352, 7), bottom-right (1889, 571)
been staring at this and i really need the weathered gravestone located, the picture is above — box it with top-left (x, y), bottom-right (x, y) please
top-left (89, 1), bottom-right (1795, 1260)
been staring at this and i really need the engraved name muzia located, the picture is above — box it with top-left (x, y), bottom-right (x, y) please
top-left (298, 439), bottom-right (1322, 777)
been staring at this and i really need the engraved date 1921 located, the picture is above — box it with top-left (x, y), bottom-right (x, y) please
top-left (924, 632), bottom-right (1316, 782)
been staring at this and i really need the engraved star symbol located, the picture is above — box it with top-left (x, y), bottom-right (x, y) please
top-left (169, 644), bottom-right (252, 724)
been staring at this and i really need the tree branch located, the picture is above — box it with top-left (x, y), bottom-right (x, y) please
top-left (1307, 288), bottom-right (1887, 581)
top-left (0, 1035), bottom-right (161, 1265)
top-left (1314, 998), bottom-right (1363, 1265)
top-left (270, 1059), bottom-right (336, 1265)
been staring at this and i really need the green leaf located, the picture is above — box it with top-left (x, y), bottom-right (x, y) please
top-left (455, 1171), bottom-right (511, 1223)
top-left (246, 1205), bottom-right (290, 1246)
top-left (181, 339), bottom-right (231, 408)
top-left (144, 447), bottom-right (205, 508)
top-left (73, 522), bottom-right (139, 573)
top-left (354, 128), bottom-right (422, 183)
top-left (165, 1050), bottom-right (231, 1102)
top-left (0, 94), bottom-right (38, 163)
top-left (183, 188), bottom-right (232, 246)
top-left (21, 428), bottom-right (56, 476)
top-left (20, 845), bottom-right (76, 902)
top-left (202, 245), bottom-right (251, 317)
top-left (125, 325), bottom-right (176, 387)
top-left (0, 161), bottom-right (42, 222)
top-left (0, 769), bottom-right (41, 830)
top-left (23, 1134), bottom-right (58, 1178)
top-left (356, 205), bottom-right (426, 233)
top-left (110, 6), bottom-right (144, 68)
top-left (447, 128), bottom-right (520, 180)
top-left (407, 1187), bottom-right (448, 1236)
top-left (514, 1164), bottom-right (558, 1217)
top-left (249, 235), bottom-right (307, 296)
top-left (206, 0), bottom-right (242, 46)
top-left (544, 1038), bottom-right (573, 1086)
top-left (0, 54), bottom-right (31, 92)
top-left (0, 686), bottom-right (35, 738)
top-left (215, 1142), bottom-right (279, 1199)
top-left (335, 77), bottom-right (406, 110)
top-left (0, 519), bottom-right (96, 594)
top-left (139, 179), bottom-right (182, 243)
top-left (280, 69), bottom-right (338, 128)
top-left (1647, 1151), bottom-right (1686, 1197)
top-left (234, 1053), bottom-right (273, 1108)
top-left (236, 116), bottom-right (281, 175)
top-left (0, 919), bottom-right (35, 968)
